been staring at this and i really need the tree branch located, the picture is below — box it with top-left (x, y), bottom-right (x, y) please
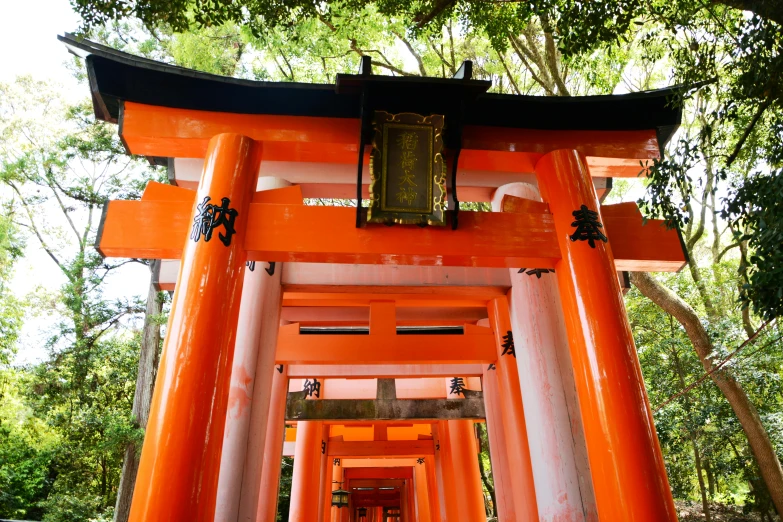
top-left (393, 30), bottom-right (428, 76)
top-left (279, 52), bottom-right (295, 82)
top-left (46, 171), bottom-right (92, 247)
top-left (522, 24), bottom-right (555, 89)
top-left (448, 21), bottom-right (457, 74)
top-left (7, 180), bottom-right (68, 278)
top-left (497, 51), bottom-right (522, 95)
top-left (715, 0), bottom-right (783, 26)
top-left (654, 322), bottom-right (775, 412)
top-left (726, 97), bottom-right (773, 167)
top-left (540, 21), bottom-right (570, 95)
top-left (716, 242), bottom-right (740, 262)
top-left (414, 0), bottom-right (457, 28)
top-left (371, 60), bottom-right (416, 76)
top-left (428, 37), bottom-right (455, 73)
top-left (508, 34), bottom-right (555, 95)
top-left (271, 55), bottom-right (293, 81)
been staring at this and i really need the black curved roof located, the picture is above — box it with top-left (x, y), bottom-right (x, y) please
top-left (60, 33), bottom-right (684, 149)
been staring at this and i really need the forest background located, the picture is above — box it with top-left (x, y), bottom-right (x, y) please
top-left (0, 0), bottom-right (781, 521)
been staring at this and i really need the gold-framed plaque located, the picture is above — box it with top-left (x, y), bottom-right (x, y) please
top-left (367, 111), bottom-right (447, 226)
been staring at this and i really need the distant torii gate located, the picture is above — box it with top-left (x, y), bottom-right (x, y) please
top-left (62, 33), bottom-right (686, 522)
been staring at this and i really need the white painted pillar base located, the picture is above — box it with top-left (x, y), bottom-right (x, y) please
top-left (492, 182), bottom-right (598, 522)
top-left (215, 177), bottom-right (290, 522)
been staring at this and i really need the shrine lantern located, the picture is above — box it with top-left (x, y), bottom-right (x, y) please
top-left (331, 485), bottom-right (350, 508)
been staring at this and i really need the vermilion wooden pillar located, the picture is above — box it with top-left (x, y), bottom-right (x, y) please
top-left (289, 420), bottom-right (324, 521)
top-left (128, 134), bottom-right (261, 522)
top-left (423, 456), bottom-right (441, 522)
top-left (432, 423), bottom-right (458, 521)
top-left (256, 365), bottom-right (289, 522)
top-left (330, 457), bottom-right (344, 522)
top-left (481, 365), bottom-right (516, 522)
top-left (487, 297), bottom-right (539, 522)
top-left (534, 149), bottom-right (677, 521)
top-left (492, 182), bottom-right (597, 521)
top-left (217, 178), bottom-right (288, 522)
top-left (414, 460), bottom-right (432, 522)
top-left (400, 479), bottom-right (409, 522)
top-left (319, 424), bottom-right (331, 522)
top-left (448, 420), bottom-right (487, 522)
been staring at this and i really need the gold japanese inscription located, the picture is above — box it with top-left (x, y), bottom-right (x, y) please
top-left (367, 112), bottom-right (446, 226)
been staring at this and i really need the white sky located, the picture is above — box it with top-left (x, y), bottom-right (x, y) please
top-left (1, 0), bottom-right (151, 364)
top-left (0, 0), bottom-right (80, 88)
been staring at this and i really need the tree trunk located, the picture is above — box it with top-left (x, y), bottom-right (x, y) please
top-left (631, 271), bottom-right (783, 515)
top-left (476, 423), bottom-right (498, 519)
top-left (669, 333), bottom-right (711, 522)
top-left (705, 459), bottom-right (716, 497)
top-left (113, 271), bottom-right (163, 522)
top-left (689, 437), bottom-right (712, 522)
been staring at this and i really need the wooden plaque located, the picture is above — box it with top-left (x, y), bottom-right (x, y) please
top-left (367, 111), bottom-right (447, 226)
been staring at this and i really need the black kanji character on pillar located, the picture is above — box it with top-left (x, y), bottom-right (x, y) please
top-left (449, 377), bottom-right (466, 396)
top-left (501, 331), bottom-right (516, 357)
top-left (303, 378), bottom-right (321, 398)
top-left (246, 261), bottom-right (256, 271)
top-left (276, 364), bottom-right (284, 374)
top-left (321, 441), bottom-right (326, 454)
top-left (518, 268), bottom-right (555, 278)
top-left (334, 458), bottom-right (341, 466)
top-left (569, 204), bottom-right (608, 248)
top-left (191, 196), bottom-right (239, 246)
top-left (487, 363), bottom-right (496, 371)
top-left (416, 458), bottom-right (425, 465)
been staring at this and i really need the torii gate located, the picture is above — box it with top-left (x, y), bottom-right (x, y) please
top-left (62, 33), bottom-right (686, 522)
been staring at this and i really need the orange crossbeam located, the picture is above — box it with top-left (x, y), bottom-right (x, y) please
top-left (275, 323), bottom-right (496, 365)
top-left (328, 440), bottom-right (435, 457)
top-left (121, 102), bottom-right (660, 172)
top-left (97, 198), bottom-right (685, 270)
top-left (281, 285), bottom-right (508, 308)
top-left (97, 200), bottom-right (559, 267)
top-left (344, 468), bottom-right (414, 479)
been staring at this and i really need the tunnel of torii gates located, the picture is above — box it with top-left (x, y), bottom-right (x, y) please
top-left (62, 33), bottom-right (691, 522)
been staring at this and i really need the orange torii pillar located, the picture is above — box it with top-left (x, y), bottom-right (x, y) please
top-left (319, 424), bottom-right (331, 522)
top-left (481, 364), bottom-right (517, 521)
top-left (486, 300), bottom-right (539, 522)
top-left (534, 150), bottom-right (678, 521)
top-left (400, 480), bottom-right (409, 522)
top-left (330, 457), bottom-right (344, 522)
top-left (413, 460), bottom-right (432, 522)
top-left (447, 420), bottom-right (486, 522)
top-left (432, 422), bottom-right (459, 522)
top-left (492, 183), bottom-right (597, 521)
top-left (423, 456), bottom-right (441, 522)
top-left (216, 178), bottom-right (289, 522)
top-left (289, 419), bottom-right (324, 521)
top-left (289, 378), bottom-right (326, 522)
top-left (128, 134), bottom-right (261, 522)
top-left (257, 364), bottom-right (289, 522)
top-left (442, 378), bottom-right (487, 522)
